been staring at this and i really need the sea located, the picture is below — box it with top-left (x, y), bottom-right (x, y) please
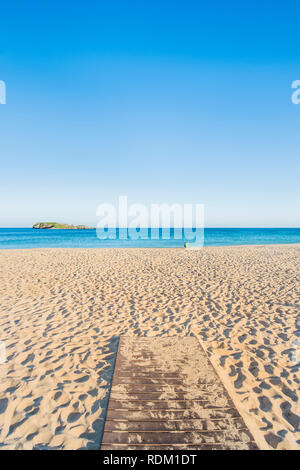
top-left (0, 228), bottom-right (299, 249)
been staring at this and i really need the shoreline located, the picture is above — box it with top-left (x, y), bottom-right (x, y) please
top-left (0, 242), bottom-right (300, 252)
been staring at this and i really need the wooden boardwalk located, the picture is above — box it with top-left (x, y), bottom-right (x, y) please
top-left (101, 337), bottom-right (258, 450)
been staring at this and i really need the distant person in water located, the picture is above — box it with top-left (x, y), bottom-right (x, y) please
top-left (184, 241), bottom-right (188, 248)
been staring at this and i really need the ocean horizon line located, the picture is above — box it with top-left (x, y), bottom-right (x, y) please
top-left (1, 226), bottom-right (300, 230)
top-left (0, 227), bottom-right (299, 250)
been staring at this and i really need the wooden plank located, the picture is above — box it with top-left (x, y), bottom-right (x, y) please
top-left (106, 400), bottom-right (235, 410)
top-left (101, 337), bottom-right (259, 450)
top-left (109, 383), bottom-right (221, 392)
top-left (101, 430), bottom-right (255, 445)
top-left (114, 377), bottom-right (184, 385)
top-left (101, 443), bottom-right (259, 450)
top-left (104, 417), bottom-right (247, 431)
top-left (105, 408), bottom-right (242, 420)
top-left (109, 391), bottom-right (227, 400)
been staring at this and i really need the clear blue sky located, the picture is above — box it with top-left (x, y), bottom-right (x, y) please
top-left (0, 1), bottom-right (300, 227)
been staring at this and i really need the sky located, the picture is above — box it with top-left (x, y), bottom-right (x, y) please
top-left (0, 1), bottom-right (300, 227)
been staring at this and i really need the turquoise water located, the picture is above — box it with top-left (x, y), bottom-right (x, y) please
top-left (0, 228), bottom-right (299, 249)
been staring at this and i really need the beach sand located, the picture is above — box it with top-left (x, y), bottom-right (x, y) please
top-left (0, 245), bottom-right (299, 450)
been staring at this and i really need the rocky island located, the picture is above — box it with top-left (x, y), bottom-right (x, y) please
top-left (32, 222), bottom-right (94, 229)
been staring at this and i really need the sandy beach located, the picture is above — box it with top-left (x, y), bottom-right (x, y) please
top-left (0, 245), bottom-right (299, 450)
